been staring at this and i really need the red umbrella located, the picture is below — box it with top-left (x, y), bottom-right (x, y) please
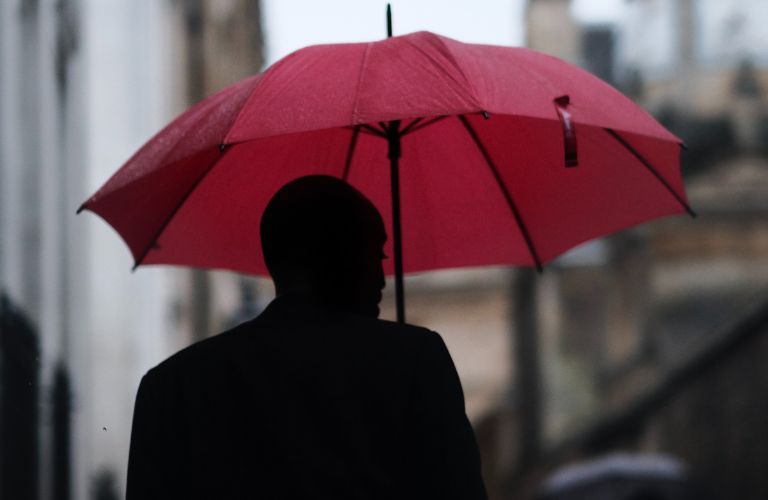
top-left (79, 29), bottom-right (693, 323)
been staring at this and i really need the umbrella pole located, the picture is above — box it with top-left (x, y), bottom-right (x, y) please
top-left (385, 4), bottom-right (405, 323)
top-left (387, 120), bottom-right (405, 323)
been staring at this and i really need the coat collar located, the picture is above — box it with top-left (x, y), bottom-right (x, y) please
top-left (254, 292), bottom-right (354, 326)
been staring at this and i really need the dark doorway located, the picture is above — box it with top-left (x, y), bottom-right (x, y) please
top-left (1, 292), bottom-right (40, 499)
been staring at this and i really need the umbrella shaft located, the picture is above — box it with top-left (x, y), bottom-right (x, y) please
top-left (387, 121), bottom-right (405, 323)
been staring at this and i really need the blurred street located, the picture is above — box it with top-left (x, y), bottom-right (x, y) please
top-left (1, 1), bottom-right (767, 499)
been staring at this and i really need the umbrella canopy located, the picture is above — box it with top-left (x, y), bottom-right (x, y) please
top-left (80, 30), bottom-right (691, 293)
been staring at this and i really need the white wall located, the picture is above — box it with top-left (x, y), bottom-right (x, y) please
top-left (2, 1), bottom-right (186, 498)
top-left (81, 0), bottom-right (181, 496)
top-left (1, 0), bottom-right (86, 497)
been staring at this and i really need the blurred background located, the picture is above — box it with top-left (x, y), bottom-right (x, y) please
top-left (1, 0), bottom-right (767, 498)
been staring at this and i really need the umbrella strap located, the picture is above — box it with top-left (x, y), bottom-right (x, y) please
top-left (554, 95), bottom-right (579, 168)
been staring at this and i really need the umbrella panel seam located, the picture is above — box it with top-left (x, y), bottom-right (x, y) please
top-left (84, 87), bottom-right (246, 210)
top-left (457, 114), bottom-right (543, 271)
top-left (605, 128), bottom-right (696, 218)
top-left (132, 146), bottom-right (231, 270)
top-left (426, 34), bottom-right (482, 108)
top-left (351, 42), bottom-right (373, 125)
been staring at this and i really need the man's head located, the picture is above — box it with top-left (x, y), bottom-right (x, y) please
top-left (260, 175), bottom-right (387, 317)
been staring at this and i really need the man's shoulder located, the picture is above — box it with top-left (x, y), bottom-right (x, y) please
top-left (330, 315), bottom-right (448, 362)
top-left (333, 313), bottom-right (440, 345)
top-left (144, 314), bottom-right (442, 381)
top-left (145, 321), bottom-right (249, 379)
top-left (352, 315), bottom-right (433, 336)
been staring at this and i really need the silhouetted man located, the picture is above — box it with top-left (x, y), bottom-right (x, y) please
top-left (127, 175), bottom-right (487, 499)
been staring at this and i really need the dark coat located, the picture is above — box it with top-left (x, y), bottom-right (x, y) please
top-left (127, 295), bottom-right (487, 499)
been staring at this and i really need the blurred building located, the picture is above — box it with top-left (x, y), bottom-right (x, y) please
top-left (1, 1), bottom-right (263, 499)
top-left (379, 268), bottom-right (513, 422)
top-left (4, 1), bottom-right (766, 499)
top-left (3, 1), bottom-right (91, 498)
top-left (165, 0), bottom-right (266, 347)
top-left (472, 1), bottom-right (768, 499)
top-left (525, 0), bottom-right (581, 65)
top-left (616, 0), bottom-right (768, 170)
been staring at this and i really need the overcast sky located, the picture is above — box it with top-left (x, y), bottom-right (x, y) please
top-left (262, 0), bottom-right (623, 66)
top-left (262, 0), bottom-right (526, 66)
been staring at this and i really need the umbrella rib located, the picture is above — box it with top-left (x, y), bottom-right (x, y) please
top-left (605, 128), bottom-right (696, 217)
top-left (342, 126), bottom-right (360, 181)
top-left (458, 115), bottom-right (543, 271)
top-left (399, 117), bottom-right (424, 135)
top-left (356, 124), bottom-right (386, 137)
top-left (132, 145), bottom-right (231, 271)
top-left (401, 115), bottom-right (448, 136)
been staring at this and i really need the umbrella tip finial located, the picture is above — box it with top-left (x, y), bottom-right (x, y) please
top-left (386, 4), bottom-right (392, 38)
